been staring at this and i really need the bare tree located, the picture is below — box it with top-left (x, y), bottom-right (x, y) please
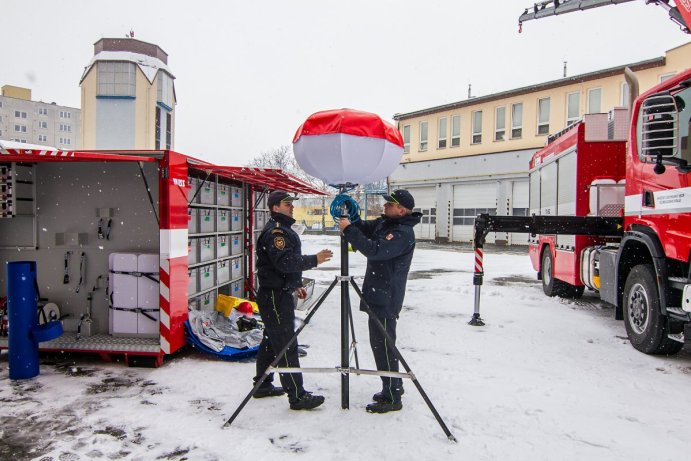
top-left (247, 145), bottom-right (333, 229)
top-left (247, 145), bottom-right (297, 172)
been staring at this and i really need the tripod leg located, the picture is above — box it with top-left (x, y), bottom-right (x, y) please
top-left (346, 292), bottom-right (360, 369)
top-left (223, 277), bottom-right (339, 428)
top-left (349, 279), bottom-right (457, 442)
top-left (340, 233), bottom-right (350, 410)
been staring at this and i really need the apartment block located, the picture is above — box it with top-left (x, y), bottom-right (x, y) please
top-left (0, 85), bottom-right (80, 149)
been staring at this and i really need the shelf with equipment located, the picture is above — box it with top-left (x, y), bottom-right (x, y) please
top-left (249, 186), bottom-right (271, 297)
top-left (0, 162), bottom-right (38, 249)
top-left (187, 172), bottom-right (246, 312)
top-left (187, 164), bottom-right (327, 303)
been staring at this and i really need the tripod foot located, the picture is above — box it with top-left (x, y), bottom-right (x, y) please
top-left (448, 434), bottom-right (458, 443)
top-left (468, 313), bottom-right (485, 326)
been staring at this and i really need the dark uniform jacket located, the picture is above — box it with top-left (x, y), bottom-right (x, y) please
top-left (256, 212), bottom-right (317, 290)
top-left (343, 212), bottom-right (422, 318)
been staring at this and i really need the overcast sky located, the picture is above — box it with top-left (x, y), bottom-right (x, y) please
top-left (2, 0), bottom-right (688, 165)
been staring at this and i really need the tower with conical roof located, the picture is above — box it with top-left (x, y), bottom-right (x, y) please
top-left (80, 37), bottom-right (176, 150)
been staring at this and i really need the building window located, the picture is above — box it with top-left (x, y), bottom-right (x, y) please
top-left (59, 124), bottom-right (71, 132)
top-left (39, 121), bottom-right (48, 129)
top-left (472, 111), bottom-right (482, 144)
top-left (494, 106), bottom-right (505, 141)
top-left (12, 138), bottom-right (27, 143)
top-left (414, 207), bottom-right (436, 225)
top-left (59, 137), bottom-right (71, 145)
top-left (438, 117), bottom-right (447, 149)
top-left (157, 72), bottom-right (174, 108)
top-left (39, 108), bottom-right (48, 116)
top-left (166, 113), bottom-right (172, 149)
top-left (419, 121), bottom-right (428, 151)
top-left (566, 92), bottom-right (580, 126)
top-left (14, 124), bottom-right (27, 133)
top-left (660, 72), bottom-right (676, 82)
top-left (537, 97), bottom-right (550, 135)
top-left (453, 207), bottom-right (496, 225)
top-left (59, 111), bottom-right (71, 119)
top-left (587, 88), bottom-right (602, 114)
top-left (15, 110), bottom-right (27, 119)
top-left (511, 103), bottom-right (523, 139)
top-left (98, 61), bottom-right (136, 97)
top-left (38, 134), bottom-right (47, 142)
top-left (621, 82), bottom-right (630, 107)
top-left (155, 107), bottom-right (161, 150)
top-left (451, 115), bottom-right (460, 147)
top-left (402, 125), bottom-right (410, 153)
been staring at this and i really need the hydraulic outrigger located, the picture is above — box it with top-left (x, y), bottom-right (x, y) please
top-left (468, 214), bottom-right (624, 326)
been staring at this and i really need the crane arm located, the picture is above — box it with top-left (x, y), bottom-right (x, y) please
top-left (519, 0), bottom-right (690, 34)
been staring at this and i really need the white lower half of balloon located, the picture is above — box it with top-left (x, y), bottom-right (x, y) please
top-left (293, 133), bottom-right (403, 184)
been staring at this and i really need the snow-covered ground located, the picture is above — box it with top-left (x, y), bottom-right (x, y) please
top-left (2, 234), bottom-right (689, 461)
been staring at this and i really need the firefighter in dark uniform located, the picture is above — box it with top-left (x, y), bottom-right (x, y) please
top-left (338, 189), bottom-right (421, 413)
top-left (253, 190), bottom-right (333, 410)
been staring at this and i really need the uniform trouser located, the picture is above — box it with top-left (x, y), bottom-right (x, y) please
top-left (254, 287), bottom-right (304, 402)
top-left (368, 314), bottom-right (403, 402)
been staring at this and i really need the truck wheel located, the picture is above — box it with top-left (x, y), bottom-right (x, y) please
top-left (623, 264), bottom-right (683, 355)
top-left (541, 249), bottom-right (583, 298)
top-left (541, 250), bottom-right (562, 296)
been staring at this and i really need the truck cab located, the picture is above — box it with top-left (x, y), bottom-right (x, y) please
top-left (614, 70), bottom-right (691, 354)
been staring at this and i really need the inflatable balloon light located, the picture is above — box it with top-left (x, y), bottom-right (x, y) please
top-left (293, 109), bottom-right (404, 185)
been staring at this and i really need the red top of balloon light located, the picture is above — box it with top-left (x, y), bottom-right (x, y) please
top-left (293, 109), bottom-right (403, 147)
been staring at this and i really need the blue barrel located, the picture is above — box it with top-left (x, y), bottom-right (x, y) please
top-left (7, 261), bottom-right (40, 379)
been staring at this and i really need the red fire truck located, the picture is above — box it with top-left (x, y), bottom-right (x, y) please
top-left (473, 68), bottom-right (691, 355)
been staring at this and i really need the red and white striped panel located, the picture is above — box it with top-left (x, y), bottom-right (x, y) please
top-left (474, 248), bottom-right (484, 274)
top-left (1, 148), bottom-right (76, 157)
top-left (159, 228), bottom-right (187, 355)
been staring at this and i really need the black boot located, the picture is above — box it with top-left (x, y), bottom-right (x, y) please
top-left (366, 400), bottom-right (402, 414)
top-left (289, 391), bottom-right (325, 410)
top-left (253, 383), bottom-right (285, 399)
top-left (372, 386), bottom-right (404, 403)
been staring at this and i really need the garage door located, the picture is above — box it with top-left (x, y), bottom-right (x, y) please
top-left (510, 180), bottom-right (530, 245)
top-left (452, 182), bottom-right (497, 243)
top-left (410, 186), bottom-right (436, 240)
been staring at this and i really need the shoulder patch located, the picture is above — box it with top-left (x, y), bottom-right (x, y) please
top-left (385, 233), bottom-right (394, 240)
top-left (273, 236), bottom-right (286, 250)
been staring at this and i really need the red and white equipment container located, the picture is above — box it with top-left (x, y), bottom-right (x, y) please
top-left (0, 149), bottom-right (324, 366)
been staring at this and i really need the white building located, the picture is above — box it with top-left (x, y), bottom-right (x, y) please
top-left (0, 85), bottom-right (80, 149)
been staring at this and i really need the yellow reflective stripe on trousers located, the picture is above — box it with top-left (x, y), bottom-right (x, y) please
top-left (272, 290), bottom-right (299, 400)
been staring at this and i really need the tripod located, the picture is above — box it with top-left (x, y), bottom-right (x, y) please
top-left (223, 199), bottom-right (456, 442)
